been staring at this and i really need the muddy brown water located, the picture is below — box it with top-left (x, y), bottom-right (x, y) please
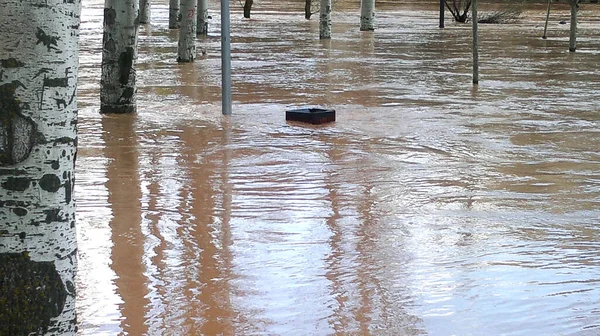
top-left (76, 0), bottom-right (600, 335)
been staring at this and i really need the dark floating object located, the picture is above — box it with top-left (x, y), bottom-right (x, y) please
top-left (285, 108), bottom-right (336, 125)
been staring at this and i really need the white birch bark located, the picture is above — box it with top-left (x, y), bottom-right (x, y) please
top-left (197, 0), bottom-right (209, 35)
top-left (139, 0), bottom-right (151, 24)
top-left (360, 0), bottom-right (375, 31)
top-left (178, 0), bottom-right (197, 62)
top-left (101, 0), bottom-right (139, 113)
top-left (319, 0), bottom-right (332, 39)
top-left (569, 0), bottom-right (578, 52)
top-left (0, 1), bottom-right (81, 335)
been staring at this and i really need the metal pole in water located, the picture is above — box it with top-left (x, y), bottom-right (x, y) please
top-left (221, 0), bottom-right (232, 115)
top-left (472, 0), bottom-right (479, 85)
top-left (542, 0), bottom-right (551, 39)
top-left (439, 0), bottom-right (444, 29)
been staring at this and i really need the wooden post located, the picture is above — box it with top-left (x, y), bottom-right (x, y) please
top-left (472, 0), bottom-right (479, 85)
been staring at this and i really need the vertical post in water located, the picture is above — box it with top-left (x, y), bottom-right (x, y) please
top-left (221, 0), bottom-right (232, 115)
top-left (472, 0), bottom-right (479, 85)
top-left (320, 0), bottom-right (332, 39)
top-left (542, 0), bottom-right (551, 39)
top-left (360, 0), bottom-right (375, 31)
top-left (569, 0), bottom-right (578, 52)
top-left (439, 0), bottom-right (445, 28)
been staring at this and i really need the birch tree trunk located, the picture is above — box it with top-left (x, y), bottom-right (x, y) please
top-left (101, 0), bottom-right (139, 113)
top-left (244, 0), bottom-right (253, 19)
top-left (178, 0), bottom-right (197, 62)
top-left (569, 0), bottom-right (578, 52)
top-left (197, 0), bottom-right (209, 35)
top-left (169, 0), bottom-right (180, 29)
top-left (320, 0), bottom-right (332, 39)
top-left (139, 0), bottom-right (151, 24)
top-left (0, 1), bottom-right (81, 335)
top-left (360, 0), bottom-right (375, 31)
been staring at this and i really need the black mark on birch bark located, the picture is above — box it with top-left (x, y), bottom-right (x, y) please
top-left (0, 58), bottom-right (25, 68)
top-left (0, 81), bottom-right (37, 166)
top-left (39, 174), bottom-right (61, 192)
top-left (118, 48), bottom-right (134, 86)
top-left (44, 208), bottom-right (65, 223)
top-left (35, 28), bottom-right (60, 52)
top-left (0, 252), bottom-right (67, 336)
top-left (1, 177), bottom-right (32, 191)
top-left (104, 8), bottom-right (116, 26)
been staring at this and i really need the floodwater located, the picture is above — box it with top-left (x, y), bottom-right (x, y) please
top-left (76, 0), bottom-right (600, 335)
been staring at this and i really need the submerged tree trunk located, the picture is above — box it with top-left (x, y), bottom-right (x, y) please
top-left (319, 0), bottom-right (332, 39)
top-left (243, 0), bottom-right (253, 19)
top-left (360, 0), bottom-right (375, 31)
top-left (0, 1), bottom-right (81, 335)
top-left (197, 0), bottom-right (209, 35)
top-left (305, 0), bottom-right (312, 19)
top-left (439, 0), bottom-right (445, 28)
top-left (169, 0), bottom-right (180, 29)
top-left (542, 0), bottom-right (550, 39)
top-left (569, 0), bottom-right (578, 52)
top-left (139, 0), bottom-right (150, 24)
top-left (101, 0), bottom-right (139, 113)
top-left (178, 0), bottom-right (197, 62)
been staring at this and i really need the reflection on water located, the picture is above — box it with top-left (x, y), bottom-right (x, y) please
top-left (76, 0), bottom-right (600, 335)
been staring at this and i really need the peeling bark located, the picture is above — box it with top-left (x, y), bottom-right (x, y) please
top-left (101, 0), bottom-right (139, 113)
top-left (0, 0), bottom-right (81, 335)
top-left (319, 0), bottom-right (332, 39)
top-left (178, 0), bottom-right (197, 62)
top-left (360, 0), bottom-right (375, 31)
top-left (197, 0), bottom-right (209, 35)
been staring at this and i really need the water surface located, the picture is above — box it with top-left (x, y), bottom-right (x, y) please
top-left (76, 1), bottom-right (600, 335)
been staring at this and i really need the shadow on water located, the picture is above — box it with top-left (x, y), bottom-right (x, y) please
top-left (76, 0), bottom-right (600, 335)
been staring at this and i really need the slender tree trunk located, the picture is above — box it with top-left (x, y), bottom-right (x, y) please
top-left (243, 0), bottom-right (253, 19)
top-left (542, 0), bottom-right (551, 39)
top-left (439, 0), bottom-right (445, 28)
top-left (169, 0), bottom-right (180, 29)
top-left (360, 0), bottom-right (375, 31)
top-left (320, 0), bottom-right (332, 39)
top-left (139, 0), bottom-right (150, 24)
top-left (197, 0), bottom-right (209, 35)
top-left (101, 0), bottom-right (139, 113)
top-left (569, 0), bottom-right (578, 52)
top-left (178, 0), bottom-right (197, 62)
top-left (472, 0), bottom-right (479, 85)
top-left (0, 1), bottom-right (81, 335)
top-left (305, 0), bottom-right (312, 19)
